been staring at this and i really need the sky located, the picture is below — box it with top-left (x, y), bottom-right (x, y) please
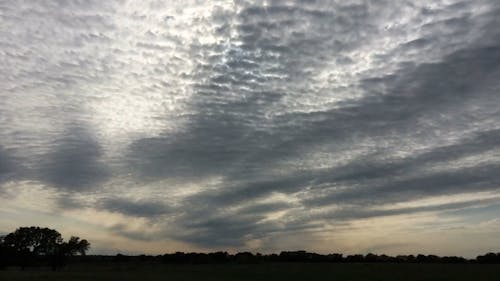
top-left (1, 0), bottom-right (500, 258)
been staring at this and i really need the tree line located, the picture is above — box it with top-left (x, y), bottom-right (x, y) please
top-left (1, 226), bottom-right (500, 270)
top-left (109, 250), bottom-right (500, 264)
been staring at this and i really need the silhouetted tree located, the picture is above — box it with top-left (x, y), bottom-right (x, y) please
top-left (64, 236), bottom-right (90, 256)
top-left (0, 236), bottom-right (9, 269)
top-left (345, 254), bottom-right (364, 262)
top-left (0, 226), bottom-right (90, 270)
top-left (477, 253), bottom-right (500, 264)
top-left (2, 227), bottom-right (62, 256)
top-left (51, 236), bottom-right (90, 270)
top-left (365, 253), bottom-right (378, 262)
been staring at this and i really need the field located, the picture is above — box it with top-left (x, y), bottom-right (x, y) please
top-left (1, 262), bottom-right (500, 281)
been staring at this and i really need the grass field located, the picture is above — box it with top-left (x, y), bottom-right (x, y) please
top-left (1, 262), bottom-right (500, 281)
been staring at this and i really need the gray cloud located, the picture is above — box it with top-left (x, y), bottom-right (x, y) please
top-left (109, 223), bottom-right (155, 242)
top-left (307, 162), bottom-right (500, 207)
top-left (35, 125), bottom-right (110, 192)
top-left (322, 198), bottom-right (500, 222)
top-left (1, 0), bottom-right (500, 253)
top-left (178, 214), bottom-right (268, 247)
top-left (127, 1), bottom-right (376, 184)
top-left (55, 194), bottom-right (87, 210)
top-left (171, 43), bottom-right (500, 210)
top-left (121, 0), bottom-right (500, 247)
top-left (99, 197), bottom-right (171, 218)
top-left (0, 146), bottom-right (17, 183)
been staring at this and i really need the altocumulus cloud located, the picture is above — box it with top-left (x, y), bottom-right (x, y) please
top-left (1, 0), bottom-right (500, 256)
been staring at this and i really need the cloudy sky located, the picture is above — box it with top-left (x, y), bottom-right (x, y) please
top-left (1, 0), bottom-right (500, 257)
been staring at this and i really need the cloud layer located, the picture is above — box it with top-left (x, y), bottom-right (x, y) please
top-left (1, 0), bottom-right (500, 256)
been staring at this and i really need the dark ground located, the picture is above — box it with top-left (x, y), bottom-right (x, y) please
top-left (1, 262), bottom-right (500, 281)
